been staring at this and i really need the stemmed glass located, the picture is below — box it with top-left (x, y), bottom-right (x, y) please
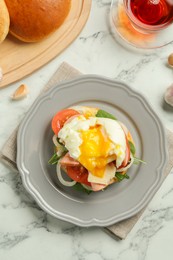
top-left (110, 0), bottom-right (173, 49)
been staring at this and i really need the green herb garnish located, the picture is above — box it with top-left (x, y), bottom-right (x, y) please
top-left (48, 138), bottom-right (68, 165)
top-left (128, 141), bottom-right (146, 165)
top-left (96, 109), bottom-right (117, 120)
top-left (128, 141), bottom-right (136, 156)
top-left (73, 183), bottom-right (92, 194)
top-left (133, 157), bottom-right (146, 165)
top-left (115, 172), bottom-right (130, 182)
top-left (48, 152), bottom-right (60, 165)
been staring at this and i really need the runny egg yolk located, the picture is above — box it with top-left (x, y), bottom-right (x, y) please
top-left (78, 125), bottom-right (113, 178)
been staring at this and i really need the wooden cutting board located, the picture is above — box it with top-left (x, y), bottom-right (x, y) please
top-left (0, 0), bottom-right (92, 88)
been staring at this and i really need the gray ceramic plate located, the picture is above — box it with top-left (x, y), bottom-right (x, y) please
top-left (17, 75), bottom-right (168, 227)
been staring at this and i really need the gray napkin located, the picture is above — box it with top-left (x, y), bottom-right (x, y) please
top-left (1, 62), bottom-right (173, 239)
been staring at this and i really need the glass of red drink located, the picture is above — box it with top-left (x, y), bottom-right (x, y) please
top-left (110, 0), bottom-right (173, 48)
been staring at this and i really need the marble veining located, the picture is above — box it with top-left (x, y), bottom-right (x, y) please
top-left (0, 0), bottom-right (173, 259)
top-left (115, 54), bottom-right (158, 82)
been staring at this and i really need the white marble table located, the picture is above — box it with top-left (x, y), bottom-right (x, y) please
top-left (0, 1), bottom-right (173, 259)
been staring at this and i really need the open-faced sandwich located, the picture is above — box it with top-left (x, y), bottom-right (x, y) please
top-left (49, 106), bottom-right (142, 193)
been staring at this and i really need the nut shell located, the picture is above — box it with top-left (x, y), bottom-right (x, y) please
top-left (168, 53), bottom-right (173, 67)
top-left (164, 85), bottom-right (173, 107)
top-left (11, 84), bottom-right (29, 100)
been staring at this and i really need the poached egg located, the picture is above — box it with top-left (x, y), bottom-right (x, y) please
top-left (58, 114), bottom-right (126, 185)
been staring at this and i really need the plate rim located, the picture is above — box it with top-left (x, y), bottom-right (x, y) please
top-left (17, 75), bottom-right (168, 226)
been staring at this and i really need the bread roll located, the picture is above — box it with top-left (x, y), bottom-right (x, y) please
top-left (0, 0), bottom-right (10, 43)
top-left (4, 0), bottom-right (71, 42)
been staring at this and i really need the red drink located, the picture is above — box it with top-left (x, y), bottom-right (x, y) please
top-left (125, 0), bottom-right (173, 27)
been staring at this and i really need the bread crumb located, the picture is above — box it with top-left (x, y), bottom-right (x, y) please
top-left (11, 84), bottom-right (29, 100)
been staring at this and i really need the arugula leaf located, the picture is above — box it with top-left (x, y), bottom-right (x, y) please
top-left (128, 141), bottom-right (136, 156)
top-left (96, 109), bottom-right (117, 120)
top-left (73, 183), bottom-right (92, 194)
top-left (49, 138), bottom-right (68, 166)
top-left (48, 152), bottom-right (60, 165)
top-left (128, 141), bottom-right (146, 165)
top-left (115, 172), bottom-right (130, 182)
top-left (133, 157), bottom-right (146, 165)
